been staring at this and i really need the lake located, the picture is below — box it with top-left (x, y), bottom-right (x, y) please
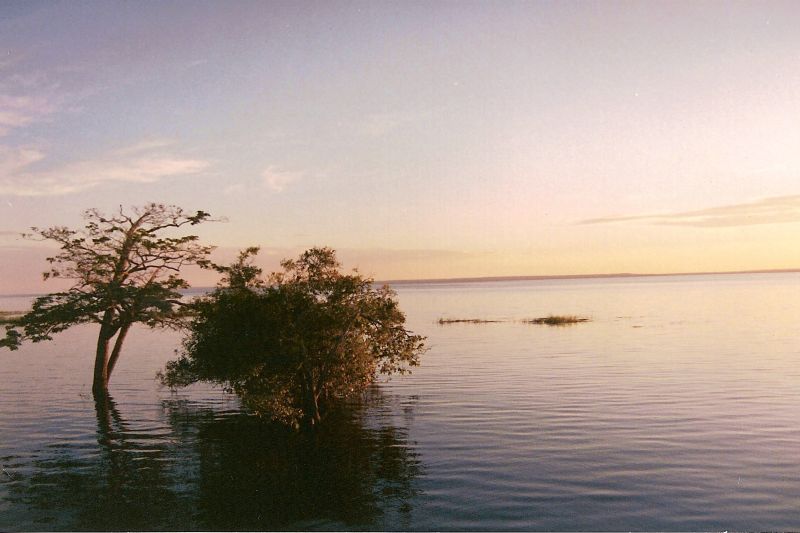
top-left (1, 273), bottom-right (800, 530)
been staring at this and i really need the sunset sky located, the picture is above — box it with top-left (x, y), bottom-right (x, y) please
top-left (2, 1), bottom-right (800, 293)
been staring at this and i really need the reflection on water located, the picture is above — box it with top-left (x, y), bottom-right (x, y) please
top-left (2, 389), bottom-right (420, 531)
top-left (3, 274), bottom-right (800, 530)
top-left (167, 388), bottom-right (420, 531)
top-left (3, 394), bottom-right (191, 530)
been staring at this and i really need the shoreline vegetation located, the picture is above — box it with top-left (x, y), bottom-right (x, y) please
top-left (438, 315), bottom-right (590, 326)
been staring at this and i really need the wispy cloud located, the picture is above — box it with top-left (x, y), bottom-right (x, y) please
top-left (0, 62), bottom-right (165, 197)
top-left (0, 141), bottom-right (210, 196)
top-left (0, 145), bottom-right (46, 175)
top-left (0, 59), bottom-right (62, 137)
top-left (219, 166), bottom-right (307, 196)
top-left (0, 93), bottom-right (55, 136)
top-left (580, 195), bottom-right (800, 227)
top-left (262, 166), bottom-right (302, 192)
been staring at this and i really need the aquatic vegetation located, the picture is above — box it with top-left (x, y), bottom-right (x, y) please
top-left (437, 316), bottom-right (590, 326)
top-left (522, 315), bottom-right (590, 326)
top-left (437, 318), bottom-right (502, 324)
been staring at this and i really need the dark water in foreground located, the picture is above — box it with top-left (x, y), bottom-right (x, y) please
top-left (1, 273), bottom-right (800, 530)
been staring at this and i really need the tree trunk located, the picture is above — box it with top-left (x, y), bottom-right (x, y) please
top-left (93, 331), bottom-right (112, 397)
top-left (310, 393), bottom-right (321, 426)
top-left (92, 311), bottom-right (116, 397)
top-left (301, 375), bottom-right (322, 428)
top-left (107, 322), bottom-right (131, 379)
top-left (309, 385), bottom-right (322, 427)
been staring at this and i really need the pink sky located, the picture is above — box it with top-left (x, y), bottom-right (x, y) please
top-left (2, 1), bottom-right (800, 293)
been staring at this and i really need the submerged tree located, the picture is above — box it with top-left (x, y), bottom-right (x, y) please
top-left (162, 247), bottom-right (425, 428)
top-left (0, 204), bottom-right (214, 396)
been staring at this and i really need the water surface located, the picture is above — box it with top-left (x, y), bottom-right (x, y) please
top-left (1, 273), bottom-right (799, 530)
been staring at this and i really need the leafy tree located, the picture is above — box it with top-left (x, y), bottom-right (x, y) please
top-left (162, 247), bottom-right (425, 428)
top-left (0, 204), bottom-right (214, 396)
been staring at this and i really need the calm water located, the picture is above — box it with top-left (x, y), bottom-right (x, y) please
top-left (1, 273), bottom-right (800, 530)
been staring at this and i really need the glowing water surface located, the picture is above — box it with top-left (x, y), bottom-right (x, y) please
top-left (1, 273), bottom-right (799, 530)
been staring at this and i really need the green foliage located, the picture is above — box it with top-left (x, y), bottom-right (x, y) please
top-left (1, 204), bottom-right (214, 391)
top-left (162, 247), bottom-right (425, 428)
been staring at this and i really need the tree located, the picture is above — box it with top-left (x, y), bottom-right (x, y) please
top-left (161, 247), bottom-right (425, 428)
top-left (0, 204), bottom-right (214, 396)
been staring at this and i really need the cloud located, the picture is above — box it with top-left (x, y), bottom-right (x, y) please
top-left (0, 60), bottom-right (63, 137)
top-left (0, 145), bottom-right (45, 175)
top-left (262, 166), bottom-right (301, 192)
top-left (0, 141), bottom-right (210, 196)
top-left (0, 93), bottom-right (55, 136)
top-left (0, 60), bottom-right (209, 197)
top-left (221, 166), bottom-right (308, 196)
top-left (580, 195), bottom-right (800, 228)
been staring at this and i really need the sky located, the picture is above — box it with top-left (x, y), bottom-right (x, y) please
top-left (1, 0), bottom-right (800, 293)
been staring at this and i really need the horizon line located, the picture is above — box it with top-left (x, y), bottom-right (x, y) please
top-left (375, 267), bottom-right (800, 285)
top-left (3, 267), bottom-right (800, 298)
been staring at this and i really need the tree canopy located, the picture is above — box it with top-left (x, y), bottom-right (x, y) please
top-left (162, 247), bottom-right (425, 427)
top-left (1, 204), bottom-right (215, 396)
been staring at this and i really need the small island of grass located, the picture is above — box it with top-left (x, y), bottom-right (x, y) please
top-left (523, 315), bottom-right (590, 326)
top-left (437, 318), bottom-right (502, 325)
top-left (436, 316), bottom-right (590, 326)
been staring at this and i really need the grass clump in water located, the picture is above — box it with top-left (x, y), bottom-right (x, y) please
top-left (523, 315), bottom-right (589, 326)
top-left (437, 318), bottom-right (502, 325)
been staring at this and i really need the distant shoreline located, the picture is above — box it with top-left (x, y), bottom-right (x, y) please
top-left (2, 268), bottom-right (799, 298)
top-left (376, 268), bottom-right (800, 286)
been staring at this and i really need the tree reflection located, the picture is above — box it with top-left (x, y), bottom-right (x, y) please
top-left (89, 393), bottom-right (193, 529)
top-left (5, 388), bottom-right (421, 530)
top-left (164, 387), bottom-right (421, 530)
top-left (5, 394), bottom-right (190, 530)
